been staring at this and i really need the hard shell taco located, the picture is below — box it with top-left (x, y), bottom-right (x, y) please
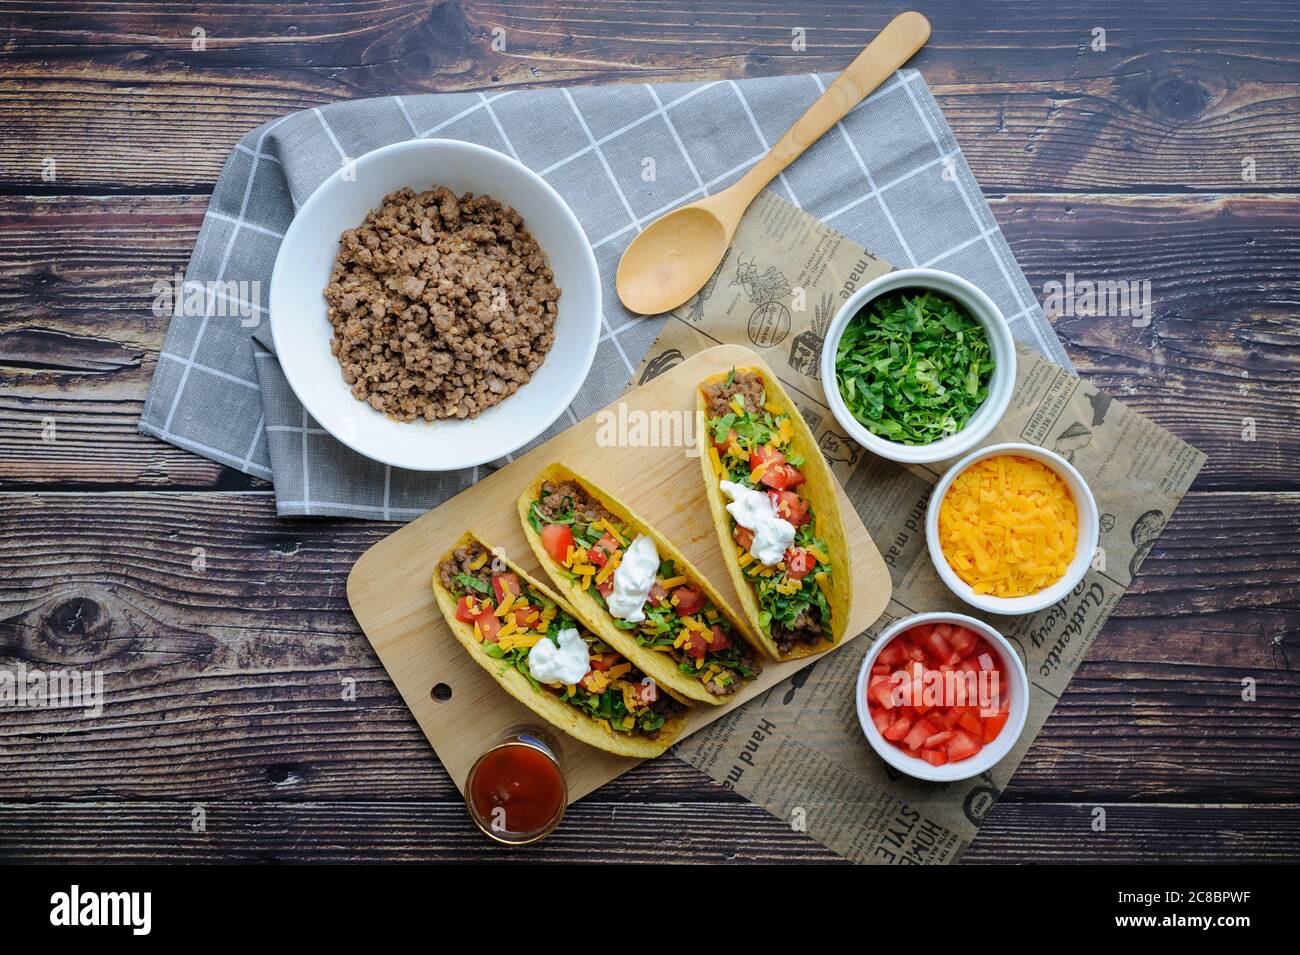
top-left (432, 531), bottom-right (690, 758)
top-left (696, 367), bottom-right (851, 660)
top-left (517, 465), bottom-right (762, 706)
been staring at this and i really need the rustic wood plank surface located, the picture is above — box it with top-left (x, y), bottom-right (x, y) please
top-left (3, 801), bottom-right (1298, 864)
top-left (0, 0), bottom-right (1297, 863)
top-left (2, 1), bottom-right (1298, 192)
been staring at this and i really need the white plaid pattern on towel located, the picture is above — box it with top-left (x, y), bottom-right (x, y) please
top-left (139, 70), bottom-right (1070, 519)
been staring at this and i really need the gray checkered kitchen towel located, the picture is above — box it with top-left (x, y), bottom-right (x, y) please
top-left (140, 70), bottom-right (1071, 519)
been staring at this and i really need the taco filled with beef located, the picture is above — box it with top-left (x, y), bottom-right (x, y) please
top-left (518, 465), bottom-right (762, 705)
top-left (433, 531), bottom-right (690, 757)
top-left (697, 367), bottom-right (851, 659)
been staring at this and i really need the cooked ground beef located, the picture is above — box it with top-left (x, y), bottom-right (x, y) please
top-left (535, 480), bottom-right (618, 527)
top-left (772, 609), bottom-right (825, 655)
top-left (702, 369), bottom-right (765, 418)
top-left (436, 540), bottom-right (498, 594)
top-left (324, 186), bottom-right (560, 422)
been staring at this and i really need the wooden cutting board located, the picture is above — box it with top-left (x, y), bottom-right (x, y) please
top-left (347, 344), bottom-right (891, 803)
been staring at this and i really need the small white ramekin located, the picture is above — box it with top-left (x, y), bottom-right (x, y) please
top-left (855, 612), bottom-right (1029, 782)
top-left (819, 268), bottom-right (1016, 465)
top-left (926, 442), bottom-right (1100, 616)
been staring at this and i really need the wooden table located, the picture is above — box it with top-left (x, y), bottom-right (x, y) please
top-left (2, 0), bottom-right (1297, 863)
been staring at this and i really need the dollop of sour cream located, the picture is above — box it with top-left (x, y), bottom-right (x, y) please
top-left (527, 627), bottom-right (590, 685)
top-left (607, 534), bottom-right (660, 623)
top-left (719, 480), bottom-right (795, 566)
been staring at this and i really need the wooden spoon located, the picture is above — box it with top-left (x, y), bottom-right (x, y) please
top-left (616, 11), bottom-right (931, 315)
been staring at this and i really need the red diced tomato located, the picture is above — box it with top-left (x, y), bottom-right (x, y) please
top-left (491, 573), bottom-right (522, 604)
top-left (587, 532), bottom-right (620, 568)
top-left (784, 547), bottom-right (815, 580)
top-left (734, 525), bottom-right (755, 551)
top-left (683, 629), bottom-right (710, 660)
top-left (947, 730), bottom-right (982, 762)
top-left (957, 711), bottom-right (983, 736)
top-left (925, 730), bottom-right (953, 749)
top-left (924, 628), bottom-right (953, 665)
top-left (872, 676), bottom-right (897, 709)
top-left (760, 463), bottom-right (806, 491)
top-left (884, 715), bottom-right (913, 742)
top-left (596, 577), bottom-right (614, 598)
top-left (911, 684), bottom-right (934, 716)
top-left (749, 444), bottom-right (785, 472)
top-left (920, 749), bottom-right (949, 767)
top-left (903, 718), bottom-right (937, 751)
top-left (982, 711), bottom-right (1009, 743)
top-left (948, 625), bottom-right (978, 657)
top-left (513, 607), bottom-right (537, 629)
top-left (769, 490), bottom-right (811, 526)
top-left (878, 640), bottom-right (906, 667)
top-left (454, 595), bottom-right (481, 623)
top-left (708, 624), bottom-right (732, 651)
top-left (871, 707), bottom-right (893, 735)
top-left (588, 652), bottom-right (619, 672)
top-left (672, 585), bottom-right (706, 616)
top-left (475, 610), bottom-right (501, 643)
top-left (647, 582), bottom-right (670, 608)
top-left (540, 523), bottom-right (573, 564)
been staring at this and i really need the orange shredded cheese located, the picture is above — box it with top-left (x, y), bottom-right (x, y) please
top-left (938, 454), bottom-right (1079, 597)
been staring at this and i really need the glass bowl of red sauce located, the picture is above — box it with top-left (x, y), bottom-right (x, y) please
top-left (465, 728), bottom-right (568, 845)
top-left (855, 612), bottom-right (1029, 782)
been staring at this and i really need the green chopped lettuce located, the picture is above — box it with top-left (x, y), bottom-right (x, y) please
top-left (834, 290), bottom-right (994, 445)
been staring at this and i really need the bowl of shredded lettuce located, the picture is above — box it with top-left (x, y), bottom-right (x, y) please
top-left (820, 268), bottom-right (1015, 465)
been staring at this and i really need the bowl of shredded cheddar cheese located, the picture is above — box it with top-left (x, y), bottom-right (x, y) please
top-left (925, 443), bottom-right (1100, 615)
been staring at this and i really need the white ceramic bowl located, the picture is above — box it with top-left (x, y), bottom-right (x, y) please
top-left (926, 442), bottom-right (1101, 615)
top-left (855, 612), bottom-right (1029, 782)
top-left (819, 268), bottom-right (1016, 465)
top-left (269, 139), bottom-right (601, 472)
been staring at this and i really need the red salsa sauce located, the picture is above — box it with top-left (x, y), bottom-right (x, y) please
top-left (468, 742), bottom-right (566, 841)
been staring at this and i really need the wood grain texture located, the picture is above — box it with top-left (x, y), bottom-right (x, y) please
top-left (2, 0), bottom-right (1298, 864)
top-left (1, 491), bottom-right (1295, 807)
top-left (0, 195), bottom-right (260, 489)
top-left (2, 193), bottom-right (1295, 490)
top-left (0, 800), bottom-right (1295, 864)
top-left (1, 1), bottom-right (1297, 192)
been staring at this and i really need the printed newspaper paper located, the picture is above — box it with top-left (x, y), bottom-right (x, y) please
top-left (631, 192), bottom-right (1205, 864)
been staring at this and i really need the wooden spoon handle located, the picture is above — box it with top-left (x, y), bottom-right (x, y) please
top-left (736, 11), bottom-right (931, 201)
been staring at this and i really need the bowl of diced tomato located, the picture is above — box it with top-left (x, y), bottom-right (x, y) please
top-left (855, 612), bottom-right (1029, 781)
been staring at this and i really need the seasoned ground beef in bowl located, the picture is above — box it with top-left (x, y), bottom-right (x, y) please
top-left (268, 138), bottom-right (600, 472)
top-left (325, 186), bottom-right (560, 423)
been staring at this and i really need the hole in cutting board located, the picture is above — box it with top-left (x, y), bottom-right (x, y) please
top-left (431, 683), bottom-right (452, 702)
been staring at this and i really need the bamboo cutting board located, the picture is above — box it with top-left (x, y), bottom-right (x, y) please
top-left (347, 344), bottom-right (891, 803)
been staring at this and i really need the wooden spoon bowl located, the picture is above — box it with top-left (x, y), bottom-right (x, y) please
top-left (616, 11), bottom-right (931, 315)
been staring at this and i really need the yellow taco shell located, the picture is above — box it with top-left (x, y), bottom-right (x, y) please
top-left (696, 368), bottom-right (852, 660)
top-left (516, 464), bottom-right (760, 706)
top-left (431, 531), bottom-right (690, 758)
